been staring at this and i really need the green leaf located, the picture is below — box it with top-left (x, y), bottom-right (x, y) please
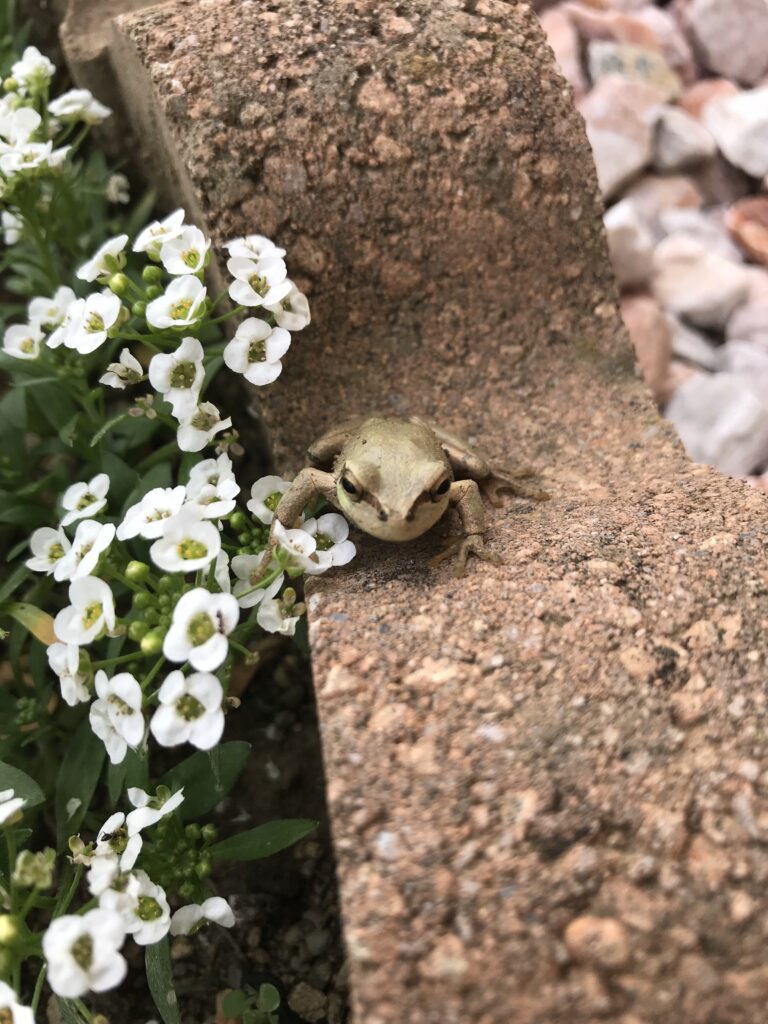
top-left (108, 748), bottom-right (148, 805)
top-left (0, 602), bottom-right (56, 644)
top-left (0, 562), bottom-right (28, 602)
top-left (0, 760), bottom-right (44, 808)
top-left (30, 383), bottom-right (77, 434)
top-left (0, 504), bottom-right (52, 527)
top-left (91, 410), bottom-right (130, 447)
top-left (121, 461), bottom-right (172, 516)
top-left (160, 741), bottom-right (251, 821)
top-left (100, 450), bottom-right (138, 507)
top-left (221, 990), bottom-right (247, 1017)
top-left (258, 983), bottom-right (281, 1013)
top-left (56, 999), bottom-right (84, 1024)
top-left (145, 936), bottom-right (181, 1024)
top-left (210, 819), bottom-right (318, 862)
top-left (55, 717), bottom-right (106, 849)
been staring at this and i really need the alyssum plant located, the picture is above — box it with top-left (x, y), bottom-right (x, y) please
top-left (0, 43), bottom-right (353, 1024)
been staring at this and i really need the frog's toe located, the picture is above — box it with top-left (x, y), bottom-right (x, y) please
top-left (428, 538), bottom-right (462, 570)
top-left (484, 471), bottom-right (549, 505)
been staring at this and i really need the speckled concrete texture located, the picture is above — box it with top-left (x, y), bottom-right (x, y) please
top-left (111, 1), bottom-right (768, 1021)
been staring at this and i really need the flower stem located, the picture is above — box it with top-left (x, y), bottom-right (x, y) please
top-left (142, 654), bottom-right (166, 691)
top-left (91, 652), bottom-right (137, 670)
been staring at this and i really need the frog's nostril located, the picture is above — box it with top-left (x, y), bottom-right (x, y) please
top-left (405, 511), bottom-right (415, 522)
top-left (378, 510), bottom-right (388, 522)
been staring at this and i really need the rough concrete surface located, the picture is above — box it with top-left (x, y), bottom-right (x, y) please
top-left (108, 1), bottom-right (768, 1021)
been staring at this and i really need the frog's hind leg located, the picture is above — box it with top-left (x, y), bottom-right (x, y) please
top-left (412, 417), bottom-right (549, 506)
top-left (306, 417), bottom-right (371, 468)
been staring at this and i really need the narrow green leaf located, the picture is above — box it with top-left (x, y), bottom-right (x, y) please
top-left (100, 450), bottom-right (138, 507)
top-left (0, 602), bottom-right (56, 644)
top-left (0, 562), bottom-right (28, 601)
top-left (210, 819), bottom-right (318, 862)
top-left (56, 999), bottom-right (84, 1024)
top-left (91, 411), bottom-right (130, 447)
top-left (145, 937), bottom-right (181, 1024)
top-left (0, 760), bottom-right (45, 808)
top-left (160, 741), bottom-right (251, 821)
top-left (55, 717), bottom-right (106, 849)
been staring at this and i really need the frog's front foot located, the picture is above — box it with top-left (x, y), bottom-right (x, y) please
top-left (429, 533), bottom-right (503, 577)
top-left (483, 467), bottom-right (550, 507)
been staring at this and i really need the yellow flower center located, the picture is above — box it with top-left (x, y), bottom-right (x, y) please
top-left (170, 299), bottom-right (193, 321)
top-left (177, 538), bottom-right (207, 561)
top-left (82, 601), bottom-right (103, 630)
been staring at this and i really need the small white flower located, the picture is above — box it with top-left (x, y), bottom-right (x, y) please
top-left (117, 485), bottom-right (186, 541)
top-left (246, 474), bottom-right (290, 525)
top-left (149, 505), bottom-right (221, 573)
top-left (146, 275), bottom-right (206, 330)
top-left (223, 318), bottom-right (290, 386)
top-left (100, 870), bottom-right (171, 945)
top-left (0, 106), bottom-right (40, 145)
top-left (66, 291), bottom-right (121, 354)
top-left (26, 526), bottom-right (70, 574)
top-left (0, 141), bottom-right (69, 175)
top-left (85, 854), bottom-right (121, 897)
top-left (150, 670), bottom-right (224, 750)
top-left (223, 234), bottom-right (285, 261)
top-left (11, 46), bottom-right (55, 94)
top-left (43, 908), bottom-right (127, 998)
top-left (54, 576), bottom-right (116, 646)
top-left (76, 234), bottom-right (129, 282)
top-left (0, 980), bottom-right (34, 1024)
top-left (3, 321), bottom-right (43, 359)
top-left (163, 588), bottom-right (239, 671)
top-left (91, 811), bottom-right (142, 879)
top-left (105, 172), bottom-right (130, 204)
top-left (54, 519), bottom-right (115, 582)
top-left (231, 555), bottom-right (284, 609)
top-left (273, 519), bottom-right (319, 573)
top-left (148, 336), bottom-right (204, 418)
top-left (170, 896), bottom-right (235, 936)
top-left (47, 642), bottom-right (90, 705)
top-left (176, 401), bottom-right (232, 453)
top-left (29, 285), bottom-right (76, 329)
top-left (89, 671), bottom-right (144, 765)
top-left (125, 787), bottom-right (184, 835)
top-left (46, 297), bottom-right (84, 350)
top-left (185, 453), bottom-right (239, 518)
top-left (214, 549), bottom-right (231, 593)
top-left (302, 513), bottom-right (356, 574)
top-left (49, 88), bottom-right (111, 125)
top-left (61, 472), bottom-right (109, 526)
top-left (0, 788), bottom-right (25, 825)
top-left (133, 208), bottom-right (186, 257)
top-left (265, 281), bottom-right (311, 331)
top-left (99, 347), bottom-right (143, 389)
top-left (257, 593), bottom-right (301, 637)
top-left (227, 255), bottom-right (291, 309)
top-left (160, 226), bottom-right (210, 275)
top-left (2, 210), bottom-right (22, 244)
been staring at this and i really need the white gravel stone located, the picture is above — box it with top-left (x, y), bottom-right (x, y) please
top-left (658, 208), bottom-right (743, 263)
top-left (652, 234), bottom-right (751, 329)
top-left (727, 300), bottom-right (768, 348)
top-left (685, 0), bottom-right (768, 85)
top-left (666, 314), bottom-right (722, 371)
top-left (652, 106), bottom-right (716, 172)
top-left (703, 89), bottom-right (768, 179)
top-left (604, 199), bottom-right (655, 289)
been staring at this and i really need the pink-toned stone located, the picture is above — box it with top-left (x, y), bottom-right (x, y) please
top-left (727, 299), bottom-right (768, 347)
top-left (622, 173), bottom-right (702, 227)
top-left (690, 155), bottom-right (754, 207)
top-left (620, 293), bottom-right (673, 404)
top-left (652, 104), bottom-right (716, 171)
top-left (726, 197), bottom-right (768, 266)
top-left (587, 41), bottom-right (681, 99)
top-left (652, 234), bottom-right (751, 328)
top-left (564, 1), bottom-right (662, 48)
top-left (540, 6), bottom-right (587, 97)
top-left (681, 0), bottom-right (768, 86)
top-left (659, 208), bottom-right (743, 263)
top-left (666, 313), bottom-right (721, 371)
top-left (604, 199), bottom-right (654, 290)
top-left (703, 88), bottom-right (768, 179)
top-left (564, 916), bottom-right (631, 970)
top-left (628, 5), bottom-right (697, 83)
top-left (679, 78), bottom-right (740, 120)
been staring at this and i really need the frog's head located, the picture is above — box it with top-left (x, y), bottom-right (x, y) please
top-left (335, 421), bottom-right (453, 542)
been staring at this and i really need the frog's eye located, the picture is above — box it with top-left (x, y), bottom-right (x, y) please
top-left (340, 474), bottom-right (362, 501)
top-left (431, 477), bottom-right (451, 501)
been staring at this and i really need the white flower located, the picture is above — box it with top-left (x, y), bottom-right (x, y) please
top-left (26, 526), bottom-right (70, 574)
top-left (49, 89), bottom-right (111, 125)
top-left (257, 593), bottom-right (301, 637)
top-left (61, 472), bottom-right (109, 526)
top-left (150, 671), bottom-right (224, 750)
top-left (0, 106), bottom-right (40, 145)
top-left (185, 453), bottom-right (239, 519)
top-left (47, 642), bottom-right (90, 706)
top-left (54, 519), bottom-right (115, 581)
top-left (149, 505), bottom-right (221, 572)
top-left (2, 210), bottom-right (22, 244)
top-left (0, 789), bottom-right (25, 825)
top-left (177, 401), bottom-right (232, 453)
top-left (85, 855), bottom-right (121, 897)
top-left (170, 896), bottom-right (235, 936)
top-left (29, 285), bottom-right (76, 329)
top-left (66, 291), bottom-right (121, 354)
top-left (117, 485), bottom-right (186, 541)
top-left (148, 336), bottom-right (204, 418)
top-left (227, 254), bottom-right (291, 309)
top-left (246, 475), bottom-right (290, 525)
top-left (163, 588), bottom-right (239, 671)
top-left (265, 281), bottom-right (311, 331)
top-left (146, 275), bottom-right (206, 330)
top-left (214, 549), bottom-right (231, 593)
top-left (99, 348), bottom-right (143, 389)
top-left (0, 981), bottom-right (34, 1024)
top-left (43, 908), bottom-right (127, 997)
top-left (302, 513), bottom-right (356, 574)
top-left (3, 321), bottom-right (43, 359)
top-left (106, 172), bottom-right (130, 204)
top-left (231, 555), bottom-right (283, 609)
top-left (0, 141), bottom-right (69, 175)
top-left (133, 208), bottom-right (186, 257)
top-left (89, 671), bottom-right (144, 765)
top-left (273, 519), bottom-right (319, 573)
top-left (125, 787), bottom-right (184, 835)
top-left (76, 234), bottom-right (129, 282)
top-left (54, 577), bottom-right (116, 646)
top-left (91, 811), bottom-right (142, 882)
top-left (160, 226), bottom-right (210, 275)
top-left (11, 46), bottom-right (55, 94)
top-left (46, 297), bottom-right (84, 350)
top-left (223, 318), bottom-right (290, 386)
top-left (223, 234), bottom-right (285, 261)
top-left (100, 870), bottom-right (170, 945)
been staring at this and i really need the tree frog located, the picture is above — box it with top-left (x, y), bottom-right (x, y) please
top-left (267, 415), bottom-right (548, 576)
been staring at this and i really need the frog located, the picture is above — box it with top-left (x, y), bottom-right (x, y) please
top-left (262, 415), bottom-right (549, 576)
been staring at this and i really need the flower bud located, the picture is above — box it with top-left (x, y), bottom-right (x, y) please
top-left (140, 628), bottom-right (165, 656)
top-left (0, 914), bottom-right (20, 945)
top-left (185, 823), bottom-right (201, 842)
top-left (133, 591), bottom-right (153, 610)
top-left (2, 78), bottom-right (18, 93)
top-left (13, 848), bottom-right (55, 890)
top-left (141, 265), bottom-right (163, 285)
top-left (229, 510), bottom-right (248, 531)
top-left (145, 285), bottom-right (163, 300)
top-left (194, 854), bottom-right (212, 879)
top-left (201, 823), bottom-right (218, 844)
top-left (127, 620), bottom-right (149, 643)
top-left (108, 272), bottom-right (130, 297)
top-left (131, 300), bottom-right (147, 317)
top-left (125, 560), bottom-right (150, 582)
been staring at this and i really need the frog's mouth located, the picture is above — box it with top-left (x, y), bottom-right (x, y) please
top-left (338, 488), bottom-right (449, 543)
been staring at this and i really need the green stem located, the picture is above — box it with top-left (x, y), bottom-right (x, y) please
top-left (138, 440), bottom-right (178, 472)
top-left (229, 639), bottom-right (256, 661)
top-left (74, 996), bottom-right (93, 1022)
top-left (30, 964), bottom-right (47, 1014)
top-left (91, 652), bottom-right (137, 670)
top-left (142, 654), bottom-right (166, 691)
top-left (234, 565), bottom-right (283, 601)
top-left (206, 304), bottom-right (245, 327)
top-left (52, 863), bottom-right (82, 919)
top-left (5, 829), bottom-right (17, 912)
top-left (109, 571), bottom-right (145, 595)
